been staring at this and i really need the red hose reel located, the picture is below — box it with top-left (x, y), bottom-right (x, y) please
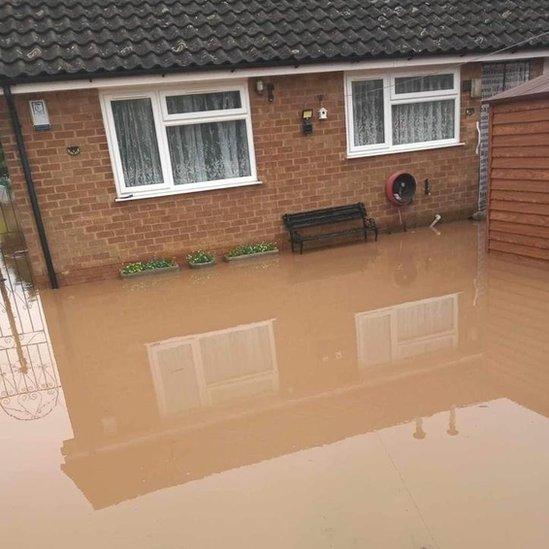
top-left (385, 171), bottom-right (417, 231)
top-left (385, 171), bottom-right (417, 206)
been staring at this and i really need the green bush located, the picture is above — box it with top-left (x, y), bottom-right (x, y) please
top-left (226, 242), bottom-right (278, 257)
top-left (121, 258), bottom-right (177, 275)
top-left (186, 250), bottom-right (215, 265)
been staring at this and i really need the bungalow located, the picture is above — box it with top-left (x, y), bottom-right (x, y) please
top-left (0, 1), bottom-right (548, 287)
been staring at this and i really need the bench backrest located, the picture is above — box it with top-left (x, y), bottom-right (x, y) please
top-left (283, 202), bottom-right (366, 230)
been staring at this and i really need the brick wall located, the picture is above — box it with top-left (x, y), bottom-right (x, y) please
top-left (0, 65), bottom-right (481, 286)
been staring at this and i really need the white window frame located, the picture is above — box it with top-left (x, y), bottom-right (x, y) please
top-left (345, 67), bottom-right (461, 158)
top-left (160, 85), bottom-right (246, 122)
top-left (355, 293), bottom-right (459, 369)
top-left (100, 80), bottom-right (258, 200)
top-left (147, 319), bottom-right (279, 418)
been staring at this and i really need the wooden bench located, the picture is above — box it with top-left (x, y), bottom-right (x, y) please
top-left (282, 202), bottom-right (378, 254)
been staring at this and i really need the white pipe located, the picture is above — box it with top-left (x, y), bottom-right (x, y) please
top-left (430, 214), bottom-right (442, 228)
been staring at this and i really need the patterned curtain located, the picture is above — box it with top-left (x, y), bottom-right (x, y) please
top-left (166, 91), bottom-right (241, 114)
top-left (396, 296), bottom-right (455, 341)
top-left (352, 79), bottom-right (385, 146)
top-left (111, 98), bottom-right (164, 187)
top-left (392, 100), bottom-right (455, 145)
top-left (394, 74), bottom-right (453, 94)
top-left (353, 75), bottom-right (455, 146)
top-left (167, 119), bottom-right (251, 185)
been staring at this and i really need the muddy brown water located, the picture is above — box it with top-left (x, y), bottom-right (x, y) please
top-left (1, 221), bottom-right (548, 548)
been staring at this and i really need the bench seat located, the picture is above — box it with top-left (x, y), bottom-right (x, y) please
top-left (283, 202), bottom-right (378, 254)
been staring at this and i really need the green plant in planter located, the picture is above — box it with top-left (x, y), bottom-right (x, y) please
top-left (121, 258), bottom-right (177, 275)
top-left (226, 242), bottom-right (278, 257)
top-left (186, 250), bottom-right (215, 265)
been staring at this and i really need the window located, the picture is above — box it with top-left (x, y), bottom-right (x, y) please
top-left (345, 69), bottom-right (460, 157)
top-left (147, 320), bottom-right (278, 417)
top-left (101, 82), bottom-right (258, 199)
top-left (355, 294), bottom-right (458, 368)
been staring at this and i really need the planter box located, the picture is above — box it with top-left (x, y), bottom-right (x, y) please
top-left (224, 249), bottom-right (279, 262)
top-left (188, 259), bottom-right (216, 269)
top-left (120, 264), bottom-right (180, 278)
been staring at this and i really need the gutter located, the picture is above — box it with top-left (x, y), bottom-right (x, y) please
top-left (3, 47), bottom-right (549, 95)
top-left (1, 83), bottom-right (59, 289)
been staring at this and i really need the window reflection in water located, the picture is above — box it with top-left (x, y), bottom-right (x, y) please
top-left (356, 294), bottom-right (459, 368)
top-left (148, 320), bottom-right (279, 417)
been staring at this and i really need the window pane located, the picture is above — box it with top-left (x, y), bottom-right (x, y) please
top-left (200, 324), bottom-right (274, 385)
top-left (394, 74), bottom-right (454, 94)
top-left (166, 91), bottom-right (241, 114)
top-left (111, 98), bottom-right (164, 187)
top-left (155, 343), bottom-right (201, 415)
top-left (167, 119), bottom-right (251, 185)
top-left (352, 79), bottom-right (385, 146)
top-left (392, 99), bottom-right (455, 145)
top-left (397, 296), bottom-right (455, 341)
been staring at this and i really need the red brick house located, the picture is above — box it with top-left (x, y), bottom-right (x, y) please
top-left (0, 1), bottom-right (548, 286)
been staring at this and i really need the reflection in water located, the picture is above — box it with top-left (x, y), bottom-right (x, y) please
top-left (2, 221), bottom-right (549, 548)
top-left (149, 320), bottom-right (278, 416)
top-left (447, 405), bottom-right (459, 436)
top-left (0, 254), bottom-right (59, 420)
top-left (356, 293), bottom-right (459, 368)
top-left (413, 417), bottom-right (427, 440)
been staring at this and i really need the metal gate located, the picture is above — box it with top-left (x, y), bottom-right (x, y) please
top-left (0, 176), bottom-right (61, 421)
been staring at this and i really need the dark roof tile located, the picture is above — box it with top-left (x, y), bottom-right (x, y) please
top-left (0, 0), bottom-right (547, 80)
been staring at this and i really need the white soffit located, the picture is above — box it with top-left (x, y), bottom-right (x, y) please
top-left (4, 49), bottom-right (549, 95)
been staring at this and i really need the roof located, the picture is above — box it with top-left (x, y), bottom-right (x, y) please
top-left (0, 0), bottom-right (548, 82)
top-left (486, 72), bottom-right (549, 102)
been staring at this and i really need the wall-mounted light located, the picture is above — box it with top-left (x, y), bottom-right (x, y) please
top-left (29, 99), bottom-right (51, 131)
top-left (302, 109), bottom-right (313, 135)
top-left (256, 80), bottom-right (274, 102)
top-left (266, 83), bottom-right (275, 102)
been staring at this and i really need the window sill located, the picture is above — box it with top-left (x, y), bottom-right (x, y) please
top-left (115, 179), bottom-right (262, 202)
top-left (346, 141), bottom-right (465, 159)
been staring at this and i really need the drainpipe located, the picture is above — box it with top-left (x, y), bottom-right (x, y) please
top-left (2, 83), bottom-right (59, 289)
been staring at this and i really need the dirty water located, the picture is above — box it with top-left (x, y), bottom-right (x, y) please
top-left (1, 221), bottom-right (548, 548)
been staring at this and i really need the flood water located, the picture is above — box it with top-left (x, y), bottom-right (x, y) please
top-left (1, 221), bottom-right (548, 548)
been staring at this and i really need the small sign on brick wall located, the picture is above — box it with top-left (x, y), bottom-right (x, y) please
top-left (29, 99), bottom-right (51, 131)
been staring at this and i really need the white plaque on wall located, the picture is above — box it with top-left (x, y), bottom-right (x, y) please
top-left (29, 99), bottom-right (51, 131)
